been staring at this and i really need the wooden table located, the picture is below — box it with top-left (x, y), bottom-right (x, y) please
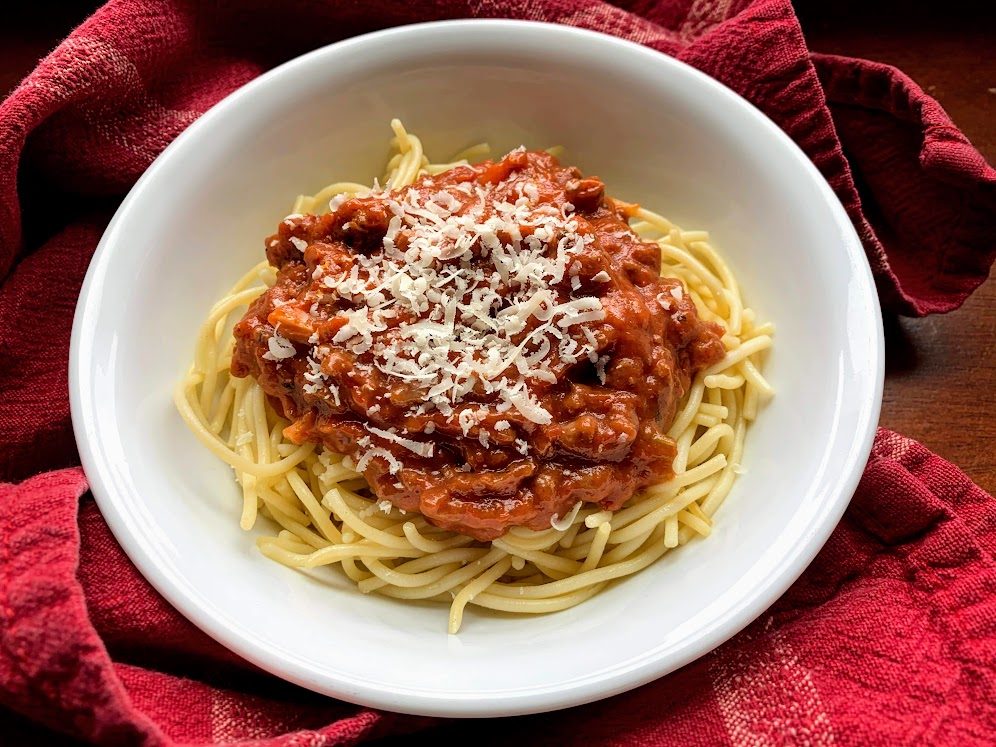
top-left (798, 3), bottom-right (996, 495)
top-left (2, 3), bottom-right (994, 501)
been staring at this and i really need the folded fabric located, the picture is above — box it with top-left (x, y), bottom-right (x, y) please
top-left (1, 0), bottom-right (994, 745)
top-left (3, 429), bottom-right (994, 745)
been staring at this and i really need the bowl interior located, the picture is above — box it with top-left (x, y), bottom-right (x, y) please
top-left (72, 21), bottom-right (882, 716)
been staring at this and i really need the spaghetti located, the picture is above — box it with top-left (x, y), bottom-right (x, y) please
top-left (174, 120), bottom-right (773, 633)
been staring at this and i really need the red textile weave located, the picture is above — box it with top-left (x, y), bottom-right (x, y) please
top-left (1, 1), bottom-right (994, 745)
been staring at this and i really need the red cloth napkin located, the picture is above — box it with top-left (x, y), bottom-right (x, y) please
top-left (1, 1), bottom-right (994, 745)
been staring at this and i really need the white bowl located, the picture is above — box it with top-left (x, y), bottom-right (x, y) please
top-left (70, 20), bottom-right (883, 717)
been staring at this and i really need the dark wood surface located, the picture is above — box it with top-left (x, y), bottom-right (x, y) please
top-left (2, 3), bottom-right (994, 495)
top-left (800, 13), bottom-right (996, 495)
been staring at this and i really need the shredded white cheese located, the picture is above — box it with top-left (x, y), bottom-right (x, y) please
top-left (550, 501), bottom-right (583, 531)
top-left (355, 446), bottom-right (402, 475)
top-left (365, 425), bottom-right (434, 458)
top-left (309, 170), bottom-right (609, 433)
top-left (262, 333), bottom-right (296, 361)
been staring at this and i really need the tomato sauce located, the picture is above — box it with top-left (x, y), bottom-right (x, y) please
top-left (231, 152), bottom-right (724, 541)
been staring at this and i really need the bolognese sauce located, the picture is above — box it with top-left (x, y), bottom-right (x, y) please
top-left (231, 150), bottom-right (724, 541)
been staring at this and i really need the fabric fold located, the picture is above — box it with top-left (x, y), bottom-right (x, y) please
top-left (0, 469), bottom-right (165, 746)
top-left (2, 431), bottom-right (994, 745)
top-left (812, 53), bottom-right (996, 314)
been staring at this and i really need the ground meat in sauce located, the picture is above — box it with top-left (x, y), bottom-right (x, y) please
top-left (231, 150), bottom-right (725, 541)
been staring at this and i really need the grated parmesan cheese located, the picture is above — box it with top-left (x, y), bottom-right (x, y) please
top-left (355, 446), bottom-right (402, 475)
top-left (550, 501), bottom-right (583, 531)
top-left (365, 425), bottom-right (434, 458)
top-left (262, 333), bottom-right (296, 361)
top-left (307, 170), bottom-right (610, 434)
